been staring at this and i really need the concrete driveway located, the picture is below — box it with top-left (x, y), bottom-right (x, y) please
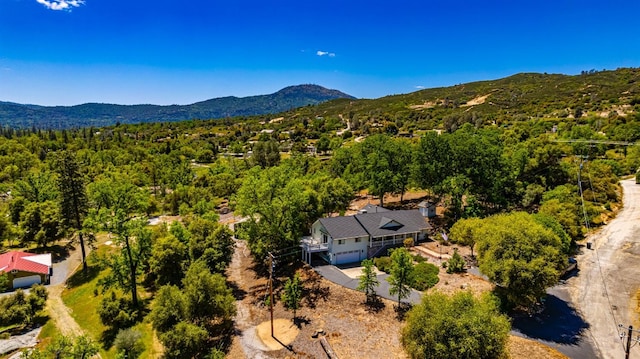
top-left (313, 264), bottom-right (422, 305)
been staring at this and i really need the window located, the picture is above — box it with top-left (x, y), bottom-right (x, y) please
top-left (322, 234), bottom-right (328, 243)
top-left (355, 238), bottom-right (361, 243)
top-left (338, 239), bottom-right (344, 245)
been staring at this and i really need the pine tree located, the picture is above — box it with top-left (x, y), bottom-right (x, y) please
top-left (55, 151), bottom-right (89, 271)
top-left (357, 259), bottom-right (379, 304)
top-left (281, 273), bottom-right (303, 321)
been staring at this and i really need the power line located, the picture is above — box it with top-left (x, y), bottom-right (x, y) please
top-left (577, 156), bottom-right (626, 351)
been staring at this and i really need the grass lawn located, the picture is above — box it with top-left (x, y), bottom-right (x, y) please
top-left (61, 250), bottom-right (159, 358)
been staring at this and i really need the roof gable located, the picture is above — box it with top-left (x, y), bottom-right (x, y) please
top-left (356, 209), bottom-right (431, 237)
top-left (379, 217), bottom-right (404, 230)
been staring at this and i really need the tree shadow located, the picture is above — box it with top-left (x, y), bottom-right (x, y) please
top-left (31, 243), bottom-right (73, 263)
top-left (293, 315), bottom-right (311, 329)
top-left (303, 283), bottom-right (330, 309)
top-left (65, 264), bottom-right (101, 288)
top-left (227, 280), bottom-right (248, 301)
top-left (271, 335), bottom-right (296, 353)
top-left (364, 296), bottom-right (386, 313)
top-left (510, 294), bottom-right (589, 345)
top-left (394, 302), bottom-right (412, 321)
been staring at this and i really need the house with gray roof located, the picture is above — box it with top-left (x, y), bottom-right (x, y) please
top-left (301, 209), bottom-right (431, 265)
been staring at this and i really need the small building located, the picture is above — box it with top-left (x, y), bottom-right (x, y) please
top-left (0, 251), bottom-right (52, 290)
top-left (301, 209), bottom-right (431, 265)
top-left (418, 201), bottom-right (437, 218)
top-left (357, 204), bottom-right (390, 214)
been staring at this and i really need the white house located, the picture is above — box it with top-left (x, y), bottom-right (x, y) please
top-left (301, 209), bottom-right (431, 265)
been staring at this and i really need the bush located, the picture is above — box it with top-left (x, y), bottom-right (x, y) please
top-left (446, 251), bottom-right (466, 274)
top-left (98, 292), bottom-right (140, 329)
top-left (114, 328), bottom-right (144, 359)
top-left (411, 262), bottom-right (439, 291)
top-left (0, 272), bottom-right (9, 293)
top-left (412, 254), bottom-right (426, 263)
top-left (403, 238), bottom-right (414, 248)
top-left (373, 256), bottom-right (392, 274)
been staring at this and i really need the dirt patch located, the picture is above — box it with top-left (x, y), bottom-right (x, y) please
top-left (255, 319), bottom-right (299, 350)
top-left (409, 101), bottom-right (436, 110)
top-left (346, 190), bottom-right (431, 215)
top-left (461, 94), bottom-right (491, 107)
top-left (508, 335), bottom-right (568, 359)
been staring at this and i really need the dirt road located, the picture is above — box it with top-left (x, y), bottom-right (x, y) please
top-left (568, 178), bottom-right (640, 358)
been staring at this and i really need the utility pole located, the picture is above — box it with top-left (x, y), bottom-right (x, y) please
top-left (626, 325), bottom-right (633, 359)
top-left (268, 252), bottom-right (275, 338)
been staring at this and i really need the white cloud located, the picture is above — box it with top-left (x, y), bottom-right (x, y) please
top-left (316, 50), bottom-right (336, 57)
top-left (36, 0), bottom-right (84, 11)
top-left (415, 85), bottom-right (425, 89)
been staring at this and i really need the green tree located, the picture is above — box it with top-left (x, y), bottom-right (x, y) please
top-left (356, 259), bottom-right (379, 303)
top-left (19, 200), bottom-right (63, 247)
top-left (387, 248), bottom-right (414, 305)
top-left (474, 212), bottom-right (566, 309)
top-left (150, 285), bottom-right (187, 332)
top-left (252, 140), bottom-right (280, 168)
top-left (46, 335), bottom-right (73, 359)
top-left (114, 328), bottom-right (144, 359)
top-left (281, 273), bottom-right (303, 320)
top-left (160, 322), bottom-right (209, 359)
top-left (55, 151), bottom-right (90, 271)
top-left (87, 174), bottom-right (150, 307)
top-left (450, 217), bottom-right (482, 257)
top-left (187, 217), bottom-right (234, 274)
top-left (234, 166), bottom-right (320, 259)
top-left (182, 261), bottom-right (236, 331)
top-left (72, 335), bottom-right (100, 359)
top-left (149, 235), bottom-right (189, 286)
top-left (402, 291), bottom-right (510, 359)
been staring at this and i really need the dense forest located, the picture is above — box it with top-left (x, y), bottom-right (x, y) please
top-left (1, 67), bottom-right (639, 357)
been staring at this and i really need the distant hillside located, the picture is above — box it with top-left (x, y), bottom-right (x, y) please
top-left (298, 68), bottom-right (640, 130)
top-left (0, 84), bottom-right (355, 129)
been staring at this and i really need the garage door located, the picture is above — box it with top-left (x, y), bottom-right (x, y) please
top-left (335, 250), bottom-right (361, 265)
top-left (13, 275), bottom-right (41, 289)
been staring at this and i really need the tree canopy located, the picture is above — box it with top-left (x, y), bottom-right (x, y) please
top-left (402, 291), bottom-right (510, 359)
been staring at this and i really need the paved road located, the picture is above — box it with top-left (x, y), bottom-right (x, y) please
top-left (313, 264), bottom-right (422, 304)
top-left (564, 178), bottom-right (640, 359)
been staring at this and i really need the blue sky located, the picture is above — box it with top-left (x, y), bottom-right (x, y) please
top-left (1, 0), bottom-right (639, 106)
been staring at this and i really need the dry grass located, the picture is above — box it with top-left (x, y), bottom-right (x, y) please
top-left (508, 335), bottom-right (568, 359)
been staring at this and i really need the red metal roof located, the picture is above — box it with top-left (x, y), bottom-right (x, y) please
top-left (0, 251), bottom-right (51, 275)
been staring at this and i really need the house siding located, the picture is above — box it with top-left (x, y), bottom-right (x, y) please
top-left (329, 235), bottom-right (369, 265)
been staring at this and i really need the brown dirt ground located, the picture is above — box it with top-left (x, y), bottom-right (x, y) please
top-left (225, 191), bottom-right (567, 358)
top-left (226, 240), bottom-right (566, 359)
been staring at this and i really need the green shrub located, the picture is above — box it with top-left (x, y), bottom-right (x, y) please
top-left (412, 254), bottom-right (426, 263)
top-left (411, 262), bottom-right (439, 291)
top-left (98, 292), bottom-right (140, 329)
top-left (403, 238), bottom-right (414, 248)
top-left (446, 251), bottom-right (466, 274)
top-left (373, 256), bottom-right (392, 274)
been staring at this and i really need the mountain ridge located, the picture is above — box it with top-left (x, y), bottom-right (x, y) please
top-left (0, 84), bottom-right (355, 129)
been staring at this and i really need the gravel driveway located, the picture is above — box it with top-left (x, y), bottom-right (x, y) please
top-left (566, 178), bottom-right (640, 358)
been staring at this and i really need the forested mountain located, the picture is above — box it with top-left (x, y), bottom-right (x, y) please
top-left (0, 84), bottom-right (355, 129)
